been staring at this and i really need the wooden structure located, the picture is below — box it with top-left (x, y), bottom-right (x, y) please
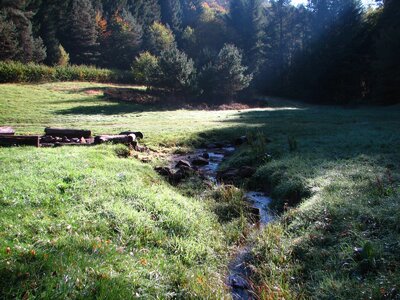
top-left (0, 135), bottom-right (40, 147)
top-left (44, 127), bottom-right (92, 138)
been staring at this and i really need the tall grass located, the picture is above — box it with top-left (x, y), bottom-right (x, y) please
top-left (0, 61), bottom-right (133, 84)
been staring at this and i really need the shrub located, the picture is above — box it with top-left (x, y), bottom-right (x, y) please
top-left (0, 61), bottom-right (132, 83)
top-left (147, 22), bottom-right (176, 55)
top-left (198, 44), bottom-right (252, 99)
top-left (131, 52), bottom-right (159, 85)
top-left (158, 47), bottom-right (197, 93)
top-left (57, 45), bottom-right (70, 66)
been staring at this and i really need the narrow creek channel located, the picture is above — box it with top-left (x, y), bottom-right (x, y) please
top-left (167, 146), bottom-right (274, 299)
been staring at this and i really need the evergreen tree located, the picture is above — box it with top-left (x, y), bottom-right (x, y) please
top-left (373, 0), bottom-right (400, 104)
top-left (283, 0), bottom-right (364, 103)
top-left (62, 0), bottom-right (99, 65)
top-left (181, 0), bottom-right (204, 27)
top-left (147, 22), bottom-right (176, 55)
top-left (159, 0), bottom-right (183, 35)
top-left (261, 0), bottom-right (296, 91)
top-left (0, 10), bottom-right (20, 60)
top-left (131, 51), bottom-right (160, 85)
top-left (158, 46), bottom-right (196, 92)
top-left (32, 36), bottom-right (46, 62)
top-left (34, 1), bottom-right (62, 65)
top-left (0, 0), bottom-right (46, 63)
top-left (128, 0), bottom-right (161, 29)
top-left (227, 0), bottom-right (266, 75)
top-left (99, 9), bottom-right (142, 69)
top-left (199, 44), bottom-right (252, 98)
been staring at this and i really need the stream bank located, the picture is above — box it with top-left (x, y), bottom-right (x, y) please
top-left (155, 144), bottom-right (274, 299)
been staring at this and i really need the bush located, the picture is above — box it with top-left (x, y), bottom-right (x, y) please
top-left (158, 47), bottom-right (197, 93)
top-left (131, 52), bottom-right (159, 85)
top-left (57, 45), bottom-right (70, 67)
top-left (198, 44), bottom-right (252, 99)
top-left (0, 61), bottom-right (133, 83)
top-left (147, 22), bottom-right (176, 55)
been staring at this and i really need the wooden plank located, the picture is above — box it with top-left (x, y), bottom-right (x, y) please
top-left (0, 127), bottom-right (15, 136)
top-left (0, 135), bottom-right (40, 147)
top-left (44, 127), bottom-right (92, 138)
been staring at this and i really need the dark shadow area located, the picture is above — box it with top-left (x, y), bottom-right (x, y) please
top-left (56, 102), bottom-right (147, 115)
top-left (189, 106), bottom-right (400, 209)
top-left (53, 97), bottom-right (104, 105)
top-left (55, 86), bottom-right (278, 115)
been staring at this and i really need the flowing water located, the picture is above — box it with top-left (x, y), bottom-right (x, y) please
top-left (169, 146), bottom-right (274, 299)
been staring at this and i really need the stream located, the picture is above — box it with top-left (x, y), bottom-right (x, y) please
top-left (168, 146), bottom-right (274, 300)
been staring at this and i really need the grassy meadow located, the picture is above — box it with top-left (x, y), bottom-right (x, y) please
top-left (1, 82), bottom-right (400, 299)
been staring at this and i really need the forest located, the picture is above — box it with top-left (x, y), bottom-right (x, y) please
top-left (1, 0), bottom-right (399, 104)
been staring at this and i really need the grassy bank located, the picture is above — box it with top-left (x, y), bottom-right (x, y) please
top-left (0, 145), bottom-right (237, 298)
top-left (1, 82), bottom-right (400, 299)
top-left (218, 109), bottom-right (400, 298)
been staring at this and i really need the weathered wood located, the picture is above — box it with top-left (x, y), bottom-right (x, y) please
top-left (119, 131), bottom-right (144, 139)
top-left (0, 135), bottom-right (40, 147)
top-left (44, 127), bottom-right (92, 138)
top-left (94, 134), bottom-right (136, 145)
top-left (0, 127), bottom-right (15, 136)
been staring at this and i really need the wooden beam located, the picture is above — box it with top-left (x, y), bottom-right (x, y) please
top-left (44, 127), bottom-right (92, 138)
top-left (0, 135), bottom-right (40, 147)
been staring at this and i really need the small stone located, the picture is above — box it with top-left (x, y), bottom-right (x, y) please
top-left (176, 160), bottom-right (191, 168)
top-left (202, 152), bottom-right (210, 159)
top-left (192, 157), bottom-right (209, 166)
top-left (229, 275), bottom-right (249, 289)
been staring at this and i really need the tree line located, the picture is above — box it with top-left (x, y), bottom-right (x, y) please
top-left (0, 0), bottom-right (399, 104)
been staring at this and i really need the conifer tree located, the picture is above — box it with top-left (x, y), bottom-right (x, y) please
top-left (373, 0), bottom-right (400, 104)
top-left (147, 22), bottom-right (176, 55)
top-left (62, 0), bottom-right (99, 65)
top-left (199, 44), bottom-right (252, 98)
top-left (0, 0), bottom-right (46, 63)
top-left (0, 10), bottom-right (20, 60)
top-left (181, 0), bottom-right (203, 27)
top-left (227, 0), bottom-right (265, 74)
top-left (158, 46), bottom-right (196, 92)
top-left (159, 0), bottom-right (183, 35)
top-left (99, 9), bottom-right (143, 69)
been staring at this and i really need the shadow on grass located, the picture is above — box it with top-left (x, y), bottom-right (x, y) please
top-left (56, 102), bottom-right (147, 115)
top-left (55, 85), bottom-right (304, 115)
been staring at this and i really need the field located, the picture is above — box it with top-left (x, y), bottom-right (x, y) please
top-left (1, 82), bottom-right (400, 299)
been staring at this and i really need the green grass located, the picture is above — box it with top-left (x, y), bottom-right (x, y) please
top-left (1, 82), bottom-right (400, 299)
top-left (0, 145), bottom-right (233, 299)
